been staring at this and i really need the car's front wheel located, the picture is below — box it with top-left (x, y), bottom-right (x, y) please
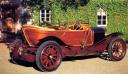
top-left (107, 37), bottom-right (127, 61)
top-left (36, 41), bottom-right (62, 72)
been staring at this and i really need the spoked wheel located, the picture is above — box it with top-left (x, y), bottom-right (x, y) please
top-left (36, 41), bottom-right (62, 72)
top-left (108, 37), bottom-right (127, 61)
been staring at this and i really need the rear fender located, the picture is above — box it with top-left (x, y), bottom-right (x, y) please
top-left (37, 36), bottom-right (66, 46)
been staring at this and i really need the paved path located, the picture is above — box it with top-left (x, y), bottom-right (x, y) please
top-left (126, 43), bottom-right (128, 55)
top-left (0, 43), bottom-right (128, 74)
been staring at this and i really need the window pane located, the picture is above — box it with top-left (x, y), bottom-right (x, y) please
top-left (46, 14), bottom-right (49, 17)
top-left (41, 18), bottom-right (45, 21)
top-left (98, 16), bottom-right (101, 20)
top-left (46, 10), bottom-right (49, 13)
top-left (103, 21), bottom-right (106, 25)
top-left (41, 14), bottom-right (45, 17)
top-left (46, 18), bottom-right (49, 21)
top-left (41, 10), bottom-right (45, 13)
top-left (98, 21), bottom-right (101, 25)
top-left (103, 16), bottom-right (106, 20)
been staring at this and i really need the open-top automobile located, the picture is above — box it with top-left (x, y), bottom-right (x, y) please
top-left (7, 23), bottom-right (127, 72)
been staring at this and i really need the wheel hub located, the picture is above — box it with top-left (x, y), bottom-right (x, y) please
top-left (48, 54), bottom-right (53, 59)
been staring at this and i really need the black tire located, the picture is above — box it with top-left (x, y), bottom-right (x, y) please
top-left (108, 37), bottom-right (127, 61)
top-left (9, 39), bottom-right (23, 64)
top-left (10, 53), bottom-right (18, 64)
top-left (36, 41), bottom-right (62, 72)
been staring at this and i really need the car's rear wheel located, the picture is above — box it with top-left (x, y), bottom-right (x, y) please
top-left (36, 41), bottom-right (62, 72)
top-left (108, 37), bottom-right (127, 61)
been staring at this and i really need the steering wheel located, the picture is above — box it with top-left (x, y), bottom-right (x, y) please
top-left (74, 23), bottom-right (85, 30)
top-left (74, 23), bottom-right (81, 30)
top-left (66, 22), bottom-right (83, 30)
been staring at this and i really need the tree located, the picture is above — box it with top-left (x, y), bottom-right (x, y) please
top-left (21, 0), bottom-right (40, 7)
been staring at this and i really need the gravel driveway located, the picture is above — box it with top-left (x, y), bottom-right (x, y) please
top-left (0, 43), bottom-right (128, 74)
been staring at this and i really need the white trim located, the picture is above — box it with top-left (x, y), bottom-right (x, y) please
top-left (49, 10), bottom-right (51, 22)
top-left (44, 10), bottom-right (46, 21)
top-left (97, 25), bottom-right (107, 27)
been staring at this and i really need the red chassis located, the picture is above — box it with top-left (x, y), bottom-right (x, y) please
top-left (8, 24), bottom-right (127, 72)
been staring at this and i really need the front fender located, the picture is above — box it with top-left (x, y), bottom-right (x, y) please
top-left (105, 32), bottom-right (123, 44)
top-left (87, 32), bottom-right (123, 52)
top-left (106, 32), bottom-right (123, 37)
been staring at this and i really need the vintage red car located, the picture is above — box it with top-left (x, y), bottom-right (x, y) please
top-left (7, 23), bottom-right (127, 72)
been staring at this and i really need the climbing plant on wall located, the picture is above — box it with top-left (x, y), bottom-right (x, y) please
top-left (22, 0), bottom-right (128, 40)
top-left (61, 0), bottom-right (90, 11)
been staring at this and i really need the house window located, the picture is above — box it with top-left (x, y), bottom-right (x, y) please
top-left (98, 15), bottom-right (106, 25)
top-left (97, 8), bottom-right (107, 27)
top-left (40, 9), bottom-right (51, 23)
